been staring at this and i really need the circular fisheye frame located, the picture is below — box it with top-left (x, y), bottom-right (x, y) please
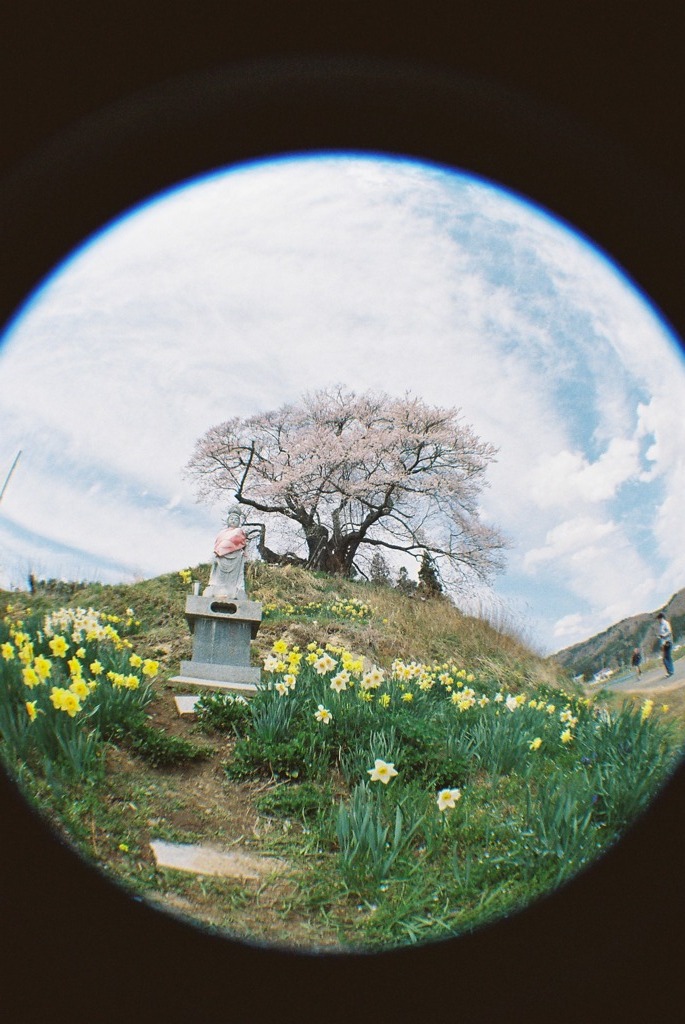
top-left (0, 59), bottom-right (684, 1023)
top-left (2, 147), bottom-right (684, 953)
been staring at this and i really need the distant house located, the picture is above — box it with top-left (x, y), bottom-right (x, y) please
top-left (592, 668), bottom-right (614, 683)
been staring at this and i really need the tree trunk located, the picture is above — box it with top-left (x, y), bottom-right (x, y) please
top-left (303, 524), bottom-right (356, 576)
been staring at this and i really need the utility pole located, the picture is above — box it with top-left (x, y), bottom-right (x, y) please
top-left (0, 450), bottom-right (22, 505)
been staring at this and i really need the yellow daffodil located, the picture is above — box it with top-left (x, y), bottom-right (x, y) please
top-left (69, 679), bottom-right (90, 700)
top-left (34, 655), bottom-right (52, 681)
top-left (18, 642), bottom-right (34, 664)
top-left (129, 653), bottom-right (143, 668)
top-left (437, 788), bottom-right (461, 811)
top-left (90, 661), bottom-right (104, 675)
top-left (640, 699), bottom-right (654, 721)
top-left (314, 653), bottom-right (337, 675)
top-left (379, 693), bottom-right (391, 707)
top-left (50, 686), bottom-right (80, 716)
top-left (49, 635), bottom-right (69, 658)
top-left (560, 728), bottom-right (573, 744)
top-left (22, 666), bottom-right (40, 689)
top-left (363, 667), bottom-right (384, 688)
top-left (330, 672), bottom-right (349, 693)
top-left (401, 692), bottom-right (414, 703)
top-left (367, 759), bottom-right (398, 784)
top-left (142, 659), bottom-right (159, 677)
top-left (25, 700), bottom-right (38, 722)
top-left (529, 737), bottom-right (543, 751)
top-left (67, 657), bottom-right (83, 678)
top-left (1, 642), bottom-right (15, 660)
top-left (314, 704), bottom-right (333, 725)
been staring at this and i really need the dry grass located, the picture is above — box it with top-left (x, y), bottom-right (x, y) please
top-left (247, 563), bottom-right (566, 690)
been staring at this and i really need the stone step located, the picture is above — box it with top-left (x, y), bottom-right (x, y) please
top-left (150, 839), bottom-right (287, 880)
top-left (174, 695), bottom-right (201, 715)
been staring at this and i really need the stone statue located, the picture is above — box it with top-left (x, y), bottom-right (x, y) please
top-left (205, 507), bottom-right (250, 598)
top-left (175, 503), bottom-right (263, 689)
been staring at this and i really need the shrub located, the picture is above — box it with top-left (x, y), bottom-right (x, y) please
top-left (194, 691), bottom-right (251, 735)
top-left (127, 723), bottom-right (211, 768)
top-left (224, 735), bottom-right (313, 781)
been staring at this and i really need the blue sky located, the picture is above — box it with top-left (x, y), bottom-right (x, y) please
top-left (1, 153), bottom-right (684, 654)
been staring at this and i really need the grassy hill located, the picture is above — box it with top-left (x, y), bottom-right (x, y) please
top-left (553, 588), bottom-right (685, 679)
top-left (10, 561), bottom-right (565, 688)
top-left (2, 563), bottom-right (680, 950)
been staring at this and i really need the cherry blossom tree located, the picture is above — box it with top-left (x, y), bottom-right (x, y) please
top-left (186, 386), bottom-right (506, 587)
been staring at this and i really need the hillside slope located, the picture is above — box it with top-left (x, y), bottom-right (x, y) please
top-left (3, 561), bottom-right (563, 690)
top-left (553, 587), bottom-right (685, 678)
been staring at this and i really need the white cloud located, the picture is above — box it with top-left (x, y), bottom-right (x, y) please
top-left (527, 436), bottom-right (642, 508)
top-left (525, 514), bottom-right (660, 637)
top-left (553, 612), bottom-right (596, 646)
top-left (524, 517), bottom-right (618, 570)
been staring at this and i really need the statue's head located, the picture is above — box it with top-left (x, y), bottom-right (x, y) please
top-left (225, 505), bottom-right (243, 527)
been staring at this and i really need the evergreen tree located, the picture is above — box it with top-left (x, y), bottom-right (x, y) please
top-left (418, 551), bottom-right (443, 596)
top-left (395, 565), bottom-right (417, 594)
top-left (369, 551), bottom-right (392, 587)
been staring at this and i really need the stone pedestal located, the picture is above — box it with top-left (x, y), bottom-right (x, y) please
top-left (173, 592), bottom-right (262, 689)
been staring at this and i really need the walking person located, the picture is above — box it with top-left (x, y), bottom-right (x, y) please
top-left (630, 647), bottom-right (643, 677)
top-left (656, 612), bottom-right (674, 677)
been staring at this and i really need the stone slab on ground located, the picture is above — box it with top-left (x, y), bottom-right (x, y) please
top-left (150, 840), bottom-right (286, 880)
top-left (174, 695), bottom-right (201, 715)
top-left (169, 675), bottom-right (258, 695)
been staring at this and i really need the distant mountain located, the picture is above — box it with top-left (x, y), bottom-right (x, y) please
top-left (553, 588), bottom-right (685, 679)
